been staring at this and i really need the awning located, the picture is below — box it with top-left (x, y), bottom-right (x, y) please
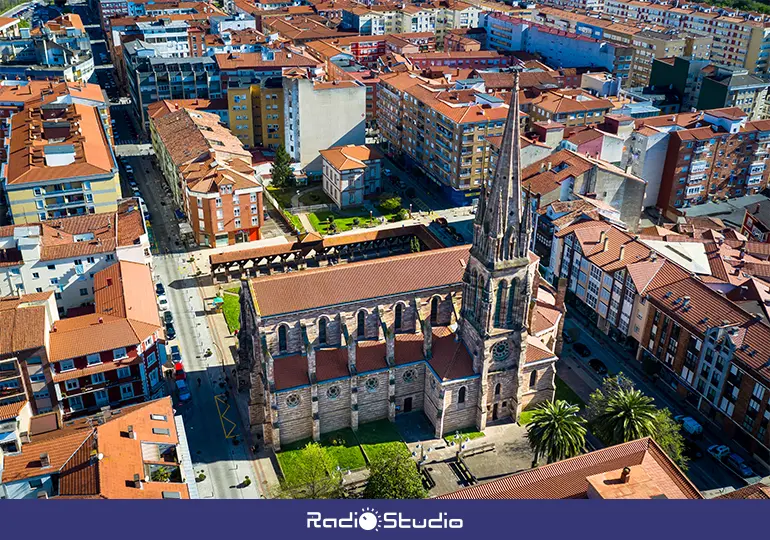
top-left (0, 430), bottom-right (18, 444)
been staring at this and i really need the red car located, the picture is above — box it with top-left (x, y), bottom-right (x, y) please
top-left (174, 362), bottom-right (186, 380)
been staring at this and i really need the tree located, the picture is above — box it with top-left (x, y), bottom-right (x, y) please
top-left (363, 446), bottom-right (426, 499)
top-left (585, 373), bottom-right (636, 422)
top-left (275, 443), bottom-right (344, 499)
top-left (18, 19), bottom-right (30, 29)
top-left (410, 237), bottom-right (421, 253)
top-left (271, 145), bottom-right (295, 188)
top-left (526, 400), bottom-right (586, 466)
top-left (378, 194), bottom-right (401, 214)
top-left (652, 409), bottom-right (689, 470)
top-left (591, 389), bottom-right (657, 446)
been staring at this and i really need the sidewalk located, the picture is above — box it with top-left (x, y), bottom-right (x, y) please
top-left (195, 266), bottom-right (282, 496)
top-left (297, 212), bottom-right (313, 232)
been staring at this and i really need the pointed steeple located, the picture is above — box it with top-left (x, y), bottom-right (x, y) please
top-left (472, 70), bottom-right (531, 267)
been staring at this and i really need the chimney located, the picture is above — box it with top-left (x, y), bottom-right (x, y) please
top-left (40, 453), bottom-right (51, 468)
top-left (547, 161), bottom-right (553, 170)
top-left (128, 425), bottom-right (135, 439)
top-left (599, 230), bottom-right (606, 244)
top-left (619, 244), bottom-right (626, 260)
top-left (133, 473), bottom-right (143, 489)
top-left (98, 317), bottom-right (103, 324)
top-left (620, 466), bottom-right (631, 484)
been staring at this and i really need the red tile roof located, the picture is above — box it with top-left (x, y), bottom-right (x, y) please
top-left (315, 347), bottom-right (349, 382)
top-left (437, 438), bottom-right (701, 499)
top-left (428, 327), bottom-right (475, 381)
top-left (249, 246), bottom-right (469, 317)
top-left (273, 354), bottom-right (310, 390)
top-left (356, 340), bottom-right (388, 373)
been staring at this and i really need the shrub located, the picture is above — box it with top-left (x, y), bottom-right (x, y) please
top-left (352, 217), bottom-right (361, 226)
top-left (394, 208), bottom-right (409, 222)
top-left (379, 195), bottom-right (402, 214)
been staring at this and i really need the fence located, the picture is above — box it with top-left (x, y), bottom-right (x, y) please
top-left (286, 203), bottom-right (333, 215)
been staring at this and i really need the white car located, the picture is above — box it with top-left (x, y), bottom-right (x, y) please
top-left (157, 295), bottom-right (169, 311)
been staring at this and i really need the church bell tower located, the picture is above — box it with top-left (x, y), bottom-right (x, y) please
top-left (459, 71), bottom-right (537, 429)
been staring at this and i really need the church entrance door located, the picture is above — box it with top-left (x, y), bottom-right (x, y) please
top-left (492, 403), bottom-right (499, 421)
top-left (403, 397), bottom-right (412, 413)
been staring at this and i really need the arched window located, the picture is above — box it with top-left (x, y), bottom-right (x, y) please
top-left (495, 281), bottom-right (508, 327)
top-left (394, 304), bottom-right (403, 331)
top-left (494, 383), bottom-right (501, 396)
top-left (357, 311), bottom-right (366, 338)
top-left (529, 370), bottom-right (538, 388)
top-left (458, 386), bottom-right (466, 404)
top-left (467, 271), bottom-right (477, 317)
top-left (278, 325), bottom-right (287, 353)
top-left (318, 318), bottom-right (327, 345)
top-left (507, 278), bottom-right (518, 326)
top-left (430, 296), bottom-right (439, 325)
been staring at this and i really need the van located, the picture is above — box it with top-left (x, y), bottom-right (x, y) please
top-left (680, 416), bottom-right (703, 437)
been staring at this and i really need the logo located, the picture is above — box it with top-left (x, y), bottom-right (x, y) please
top-left (307, 508), bottom-right (463, 530)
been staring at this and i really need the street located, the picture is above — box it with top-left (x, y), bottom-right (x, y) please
top-left (560, 313), bottom-right (750, 494)
top-left (122, 152), bottom-right (263, 499)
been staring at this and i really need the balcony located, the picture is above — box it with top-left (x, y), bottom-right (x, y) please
top-left (748, 174), bottom-right (763, 186)
top-left (749, 162), bottom-right (766, 175)
top-left (690, 160), bottom-right (708, 173)
top-left (693, 143), bottom-right (710, 154)
top-left (44, 195), bottom-right (86, 210)
top-left (688, 172), bottom-right (705, 184)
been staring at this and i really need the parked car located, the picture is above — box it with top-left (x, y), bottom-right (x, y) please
top-left (174, 361), bottom-right (186, 380)
top-left (176, 379), bottom-right (191, 403)
top-left (164, 311), bottom-right (173, 324)
top-left (383, 168), bottom-right (392, 177)
top-left (157, 295), bottom-right (169, 311)
top-left (674, 416), bottom-right (703, 437)
top-left (573, 343), bottom-right (591, 357)
top-left (588, 358), bottom-right (608, 376)
top-left (170, 345), bottom-right (182, 363)
top-left (683, 439), bottom-right (703, 460)
top-left (707, 444), bottom-right (731, 461)
top-left (155, 282), bottom-right (165, 296)
top-left (165, 321), bottom-right (176, 340)
top-left (726, 453), bottom-right (755, 478)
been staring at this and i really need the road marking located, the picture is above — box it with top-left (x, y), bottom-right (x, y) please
top-left (214, 393), bottom-right (238, 439)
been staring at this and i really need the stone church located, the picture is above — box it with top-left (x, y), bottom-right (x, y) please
top-left (237, 74), bottom-right (566, 450)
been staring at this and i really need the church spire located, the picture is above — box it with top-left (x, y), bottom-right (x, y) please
top-left (472, 70), bottom-right (530, 267)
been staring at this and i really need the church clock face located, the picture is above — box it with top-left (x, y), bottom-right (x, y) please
top-left (492, 341), bottom-right (510, 362)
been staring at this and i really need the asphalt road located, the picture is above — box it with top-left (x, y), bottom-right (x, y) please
top-left (561, 313), bottom-right (751, 494)
top-left (122, 154), bottom-right (262, 499)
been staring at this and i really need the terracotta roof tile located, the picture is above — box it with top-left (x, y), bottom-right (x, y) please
top-left (274, 354), bottom-right (310, 390)
top-left (249, 246), bottom-right (469, 317)
top-left (320, 144), bottom-right (382, 171)
top-left (315, 347), bottom-right (349, 382)
top-left (717, 483), bottom-right (770, 500)
top-left (356, 340), bottom-right (388, 373)
top-left (394, 333), bottom-right (425, 365)
top-left (0, 400), bottom-right (28, 421)
top-left (525, 335), bottom-right (556, 364)
top-left (438, 438), bottom-right (701, 499)
top-left (428, 327), bottom-right (475, 381)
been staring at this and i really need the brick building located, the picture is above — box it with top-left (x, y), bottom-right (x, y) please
top-left (238, 78), bottom-right (565, 449)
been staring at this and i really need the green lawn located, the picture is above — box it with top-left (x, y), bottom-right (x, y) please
top-left (284, 211), bottom-right (304, 233)
top-left (275, 429), bottom-right (366, 486)
top-left (221, 288), bottom-right (240, 333)
top-left (444, 428), bottom-right (485, 445)
top-left (298, 188), bottom-right (333, 206)
top-left (307, 209), bottom-right (400, 234)
top-left (518, 376), bottom-right (586, 426)
top-left (355, 419), bottom-right (409, 462)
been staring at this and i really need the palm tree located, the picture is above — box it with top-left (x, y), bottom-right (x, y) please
top-left (526, 400), bottom-right (587, 466)
top-left (591, 389), bottom-right (657, 445)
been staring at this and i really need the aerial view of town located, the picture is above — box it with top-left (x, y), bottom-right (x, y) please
top-left (1, 0), bottom-right (770, 506)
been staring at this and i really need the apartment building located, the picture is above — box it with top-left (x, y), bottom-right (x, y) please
top-left (528, 89), bottom-right (614, 128)
top-left (0, 15), bottom-right (95, 83)
top-left (123, 40), bottom-right (221, 130)
top-left (2, 102), bottom-right (121, 224)
top-left (98, 0), bottom-right (129, 32)
top-left (481, 13), bottom-right (630, 76)
top-left (0, 292), bottom-right (59, 419)
top-left (656, 108), bottom-right (770, 217)
top-left (150, 107), bottom-right (264, 247)
top-left (49, 260), bottom-right (164, 418)
top-left (404, 50), bottom-right (513, 70)
top-left (262, 15), bottom-right (355, 44)
top-left (741, 200), bottom-right (770, 242)
top-left (0, 16), bottom-right (21, 38)
top-left (0, 397), bottom-right (196, 499)
top-left (698, 71), bottom-right (768, 121)
top-left (283, 70), bottom-right (366, 175)
top-left (308, 33), bottom-right (435, 69)
top-left (214, 49), bottom-right (319, 148)
top-left (0, 199), bottom-right (150, 313)
top-left (377, 71), bottom-right (508, 205)
top-left (320, 144), bottom-right (383, 208)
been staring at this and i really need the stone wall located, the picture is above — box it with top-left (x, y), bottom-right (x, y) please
top-left (356, 370), bottom-right (389, 424)
top-left (442, 378), bottom-right (481, 433)
top-left (394, 363), bottom-right (426, 413)
top-left (276, 387), bottom-right (313, 444)
top-left (519, 362), bottom-right (556, 411)
top-left (317, 380), bottom-right (352, 434)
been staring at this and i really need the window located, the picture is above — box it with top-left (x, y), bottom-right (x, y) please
top-left (278, 325), bottom-right (287, 353)
top-left (530, 370), bottom-right (538, 388)
top-left (147, 352), bottom-right (157, 367)
top-left (87, 353), bottom-right (101, 366)
top-left (116, 366), bottom-right (131, 379)
top-left (365, 377), bottom-right (379, 392)
top-left (32, 272), bottom-right (39, 279)
top-left (251, 216), bottom-right (258, 226)
top-left (106, 254), bottom-right (114, 261)
top-left (113, 348), bottom-right (127, 360)
top-left (79, 288), bottom-right (88, 296)
top-left (495, 383), bottom-right (501, 396)
top-left (286, 394), bottom-right (300, 408)
top-left (120, 384), bottom-right (134, 399)
top-left (149, 369), bottom-right (159, 387)
top-left (29, 479), bottom-right (43, 489)
top-left (34, 389), bottom-right (50, 400)
top-left (65, 379), bottom-right (80, 391)
top-left (326, 385), bottom-right (340, 400)
top-left (318, 318), bottom-right (327, 345)
top-left (357, 311), bottom-right (366, 338)
top-left (30, 372), bottom-right (46, 383)
top-left (59, 360), bottom-right (75, 372)
top-left (27, 356), bottom-right (42, 365)
top-left (69, 395), bottom-right (84, 411)
top-left (458, 386), bottom-right (466, 404)
top-left (394, 304), bottom-right (403, 331)
top-left (92, 372), bottom-right (106, 384)
top-left (50, 278), bottom-right (59, 285)
top-left (403, 369), bottom-right (416, 383)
